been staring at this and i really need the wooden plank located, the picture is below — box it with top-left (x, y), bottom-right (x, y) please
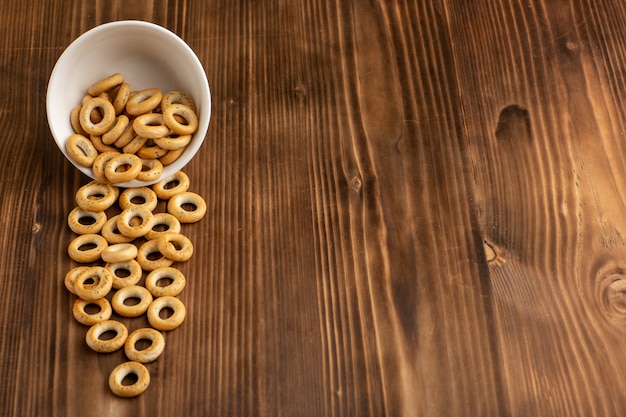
top-left (448, 0), bottom-right (626, 415)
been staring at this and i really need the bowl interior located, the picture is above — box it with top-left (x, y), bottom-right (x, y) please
top-left (46, 21), bottom-right (211, 188)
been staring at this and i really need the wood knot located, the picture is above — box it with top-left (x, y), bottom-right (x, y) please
top-left (350, 176), bottom-right (362, 193)
top-left (597, 272), bottom-right (626, 327)
top-left (483, 240), bottom-right (506, 266)
top-left (294, 83), bottom-right (307, 100)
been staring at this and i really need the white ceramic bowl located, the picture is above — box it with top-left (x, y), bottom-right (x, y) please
top-left (46, 20), bottom-right (211, 188)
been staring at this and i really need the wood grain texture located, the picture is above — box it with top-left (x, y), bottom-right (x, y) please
top-left (1, 0), bottom-right (626, 416)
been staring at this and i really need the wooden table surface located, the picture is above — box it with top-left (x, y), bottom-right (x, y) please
top-left (2, 0), bottom-right (626, 416)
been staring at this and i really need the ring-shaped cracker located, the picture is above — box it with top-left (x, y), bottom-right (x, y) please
top-left (102, 115), bottom-right (130, 145)
top-left (114, 124), bottom-right (136, 148)
top-left (89, 134), bottom-right (118, 153)
top-left (113, 82), bottom-right (131, 115)
top-left (147, 296), bottom-right (186, 331)
top-left (101, 214), bottom-right (135, 244)
top-left (73, 297), bottom-right (113, 326)
top-left (73, 266), bottom-right (113, 300)
top-left (101, 243), bottom-right (138, 263)
top-left (75, 181), bottom-right (117, 211)
top-left (117, 207), bottom-right (154, 238)
top-left (86, 320), bottom-right (128, 353)
top-left (66, 134), bottom-right (98, 167)
top-left (136, 239), bottom-right (174, 271)
top-left (108, 361), bottom-right (150, 397)
top-left (64, 266), bottom-right (90, 294)
top-left (161, 90), bottom-right (196, 112)
top-left (167, 191), bottom-right (207, 223)
top-left (112, 285), bottom-right (153, 317)
top-left (162, 103), bottom-right (198, 135)
top-left (137, 143), bottom-right (168, 159)
top-left (122, 135), bottom-right (149, 154)
top-left (125, 88), bottom-right (162, 116)
top-left (68, 233), bottom-right (108, 263)
top-left (104, 153), bottom-right (142, 184)
top-left (88, 73), bottom-right (124, 96)
top-left (159, 147), bottom-right (185, 166)
top-left (124, 328), bottom-right (165, 363)
top-left (154, 133), bottom-right (192, 150)
top-left (145, 267), bottom-right (186, 297)
top-left (157, 232), bottom-right (194, 262)
top-left (106, 260), bottom-right (143, 289)
top-left (119, 187), bottom-right (158, 211)
top-left (68, 207), bottom-right (107, 235)
top-left (152, 171), bottom-right (190, 200)
top-left (145, 213), bottom-right (181, 240)
top-left (70, 105), bottom-right (87, 135)
top-left (91, 151), bottom-right (121, 183)
top-left (136, 158), bottom-right (164, 182)
top-left (133, 113), bottom-right (170, 139)
top-left (79, 97), bottom-right (116, 135)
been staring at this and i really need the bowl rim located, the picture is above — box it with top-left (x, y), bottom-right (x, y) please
top-left (46, 20), bottom-right (211, 188)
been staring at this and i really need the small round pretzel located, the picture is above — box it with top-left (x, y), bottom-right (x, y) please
top-left (136, 158), bottom-right (164, 182)
top-left (145, 267), bottom-right (186, 297)
top-left (102, 115), bottom-right (130, 145)
top-left (112, 285), bottom-right (153, 317)
top-left (101, 214), bottom-right (135, 244)
top-left (136, 239), bottom-right (174, 271)
top-left (162, 103), bottom-right (198, 135)
top-left (64, 266), bottom-right (90, 294)
top-left (159, 147), bottom-right (185, 166)
top-left (145, 213), bottom-right (181, 240)
top-left (112, 82), bottom-right (131, 115)
top-left (75, 181), bottom-right (117, 212)
top-left (108, 361), bottom-right (150, 397)
top-left (157, 232), bottom-right (193, 262)
top-left (89, 134), bottom-right (118, 153)
top-left (137, 142), bottom-right (168, 159)
top-left (113, 124), bottom-right (136, 148)
top-left (73, 297), bottom-right (113, 326)
top-left (79, 97), bottom-right (116, 135)
top-left (124, 328), bottom-right (165, 363)
top-left (122, 135), bottom-right (149, 154)
top-left (104, 153), bottom-right (142, 184)
top-left (91, 151), bottom-right (121, 183)
top-left (152, 171), bottom-right (190, 200)
top-left (101, 243), bottom-right (138, 263)
top-left (133, 113), bottom-right (170, 139)
top-left (154, 133), bottom-right (192, 150)
top-left (119, 187), bottom-right (158, 211)
top-left (68, 233), bottom-right (108, 263)
top-left (67, 207), bottom-right (107, 235)
top-left (161, 90), bottom-right (196, 112)
top-left (66, 134), bottom-right (98, 167)
top-left (86, 320), bottom-right (128, 353)
top-left (167, 191), bottom-right (207, 223)
top-left (70, 105), bottom-right (87, 135)
top-left (147, 296), bottom-right (186, 331)
top-left (73, 266), bottom-right (113, 300)
top-left (117, 207), bottom-right (154, 238)
top-left (88, 73), bottom-right (124, 96)
top-left (126, 88), bottom-right (162, 116)
top-left (106, 260), bottom-right (143, 289)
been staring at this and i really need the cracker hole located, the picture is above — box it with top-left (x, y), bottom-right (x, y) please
top-left (159, 307), bottom-right (174, 319)
top-left (181, 202), bottom-right (197, 212)
top-left (134, 339), bottom-right (153, 351)
top-left (83, 303), bottom-right (102, 314)
top-left (99, 330), bottom-right (118, 341)
top-left (123, 297), bottom-right (141, 307)
top-left (156, 277), bottom-right (174, 287)
top-left (121, 372), bottom-right (139, 386)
